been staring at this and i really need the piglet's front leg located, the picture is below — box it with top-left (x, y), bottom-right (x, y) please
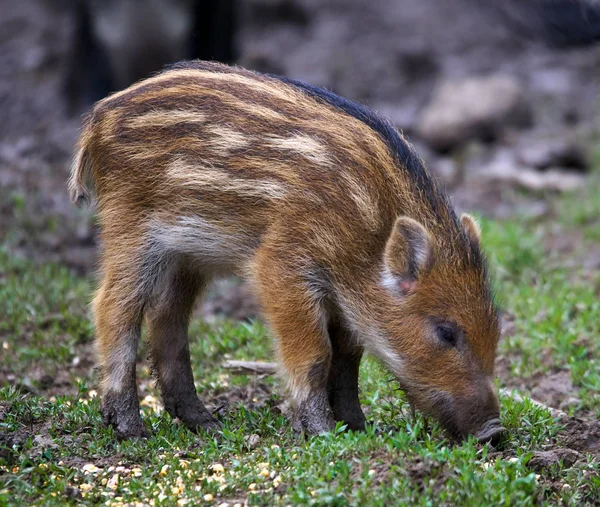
top-left (254, 251), bottom-right (335, 435)
top-left (291, 327), bottom-right (366, 434)
top-left (291, 363), bottom-right (336, 435)
top-left (327, 323), bottom-right (366, 431)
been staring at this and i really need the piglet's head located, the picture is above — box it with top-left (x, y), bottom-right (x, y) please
top-left (380, 214), bottom-right (504, 443)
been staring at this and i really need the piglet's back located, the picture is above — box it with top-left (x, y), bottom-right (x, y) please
top-left (70, 61), bottom-right (458, 265)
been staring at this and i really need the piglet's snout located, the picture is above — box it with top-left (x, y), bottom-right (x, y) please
top-left (470, 381), bottom-right (505, 445)
top-left (449, 379), bottom-right (505, 443)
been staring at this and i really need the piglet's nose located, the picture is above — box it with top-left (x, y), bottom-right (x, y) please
top-left (475, 418), bottom-right (506, 445)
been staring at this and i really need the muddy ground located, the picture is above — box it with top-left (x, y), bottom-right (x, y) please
top-left (1, 0), bottom-right (599, 481)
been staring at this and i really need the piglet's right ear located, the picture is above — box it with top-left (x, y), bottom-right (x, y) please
top-left (383, 216), bottom-right (434, 295)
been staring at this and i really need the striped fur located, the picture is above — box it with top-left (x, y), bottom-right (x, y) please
top-left (70, 61), bottom-right (501, 440)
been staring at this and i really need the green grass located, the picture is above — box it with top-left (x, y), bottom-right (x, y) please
top-left (0, 385), bottom-right (576, 507)
top-left (559, 147), bottom-right (600, 243)
top-left (481, 218), bottom-right (600, 417)
top-left (1, 175), bottom-right (600, 505)
top-left (0, 248), bottom-right (93, 383)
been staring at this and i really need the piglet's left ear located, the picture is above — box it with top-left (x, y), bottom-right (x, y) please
top-left (460, 213), bottom-right (481, 246)
top-left (384, 216), bottom-right (434, 295)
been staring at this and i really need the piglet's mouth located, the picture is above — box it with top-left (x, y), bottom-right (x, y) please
top-left (474, 418), bottom-right (506, 445)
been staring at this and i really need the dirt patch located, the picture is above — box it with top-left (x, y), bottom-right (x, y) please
top-left (508, 416), bottom-right (600, 501)
top-left (210, 380), bottom-right (280, 419)
top-left (495, 311), bottom-right (588, 418)
top-left (557, 417), bottom-right (600, 456)
top-left (0, 418), bottom-right (108, 468)
top-left (490, 415), bottom-right (599, 469)
top-left (528, 448), bottom-right (581, 470)
top-left (530, 371), bottom-right (576, 410)
top-left (349, 449), bottom-right (396, 486)
top-left (348, 448), bottom-right (450, 496)
top-left (404, 458), bottom-right (449, 495)
top-left (58, 454), bottom-right (129, 471)
top-left (0, 422), bottom-right (46, 466)
top-left (1, 396), bottom-right (147, 472)
top-left (0, 340), bottom-right (97, 398)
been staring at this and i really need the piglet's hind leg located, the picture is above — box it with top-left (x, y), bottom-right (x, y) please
top-left (94, 271), bottom-right (147, 439)
top-left (146, 263), bottom-right (219, 432)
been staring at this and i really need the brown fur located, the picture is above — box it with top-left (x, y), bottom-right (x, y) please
top-left (70, 61), bottom-right (501, 440)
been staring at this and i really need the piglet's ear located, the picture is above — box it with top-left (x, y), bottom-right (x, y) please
top-left (460, 213), bottom-right (481, 246)
top-left (384, 216), bottom-right (434, 295)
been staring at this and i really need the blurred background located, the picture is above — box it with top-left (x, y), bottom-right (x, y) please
top-left (0, 0), bottom-right (599, 313)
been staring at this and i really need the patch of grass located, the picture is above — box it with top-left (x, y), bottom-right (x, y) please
top-left (1, 245), bottom-right (599, 505)
top-left (0, 248), bottom-right (93, 391)
top-left (2, 379), bottom-right (596, 506)
top-left (481, 213), bottom-right (600, 417)
top-left (558, 162), bottom-right (600, 242)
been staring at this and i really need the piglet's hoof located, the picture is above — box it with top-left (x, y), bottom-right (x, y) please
top-left (292, 393), bottom-right (336, 435)
top-left (170, 400), bottom-right (222, 433)
top-left (292, 414), bottom-right (335, 435)
top-left (116, 426), bottom-right (150, 441)
top-left (102, 411), bottom-right (150, 441)
top-left (103, 414), bottom-right (150, 441)
top-left (102, 393), bottom-right (148, 440)
top-left (331, 403), bottom-right (367, 432)
top-left (183, 415), bottom-right (222, 434)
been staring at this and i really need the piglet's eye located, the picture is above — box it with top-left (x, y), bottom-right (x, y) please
top-left (437, 325), bottom-right (457, 346)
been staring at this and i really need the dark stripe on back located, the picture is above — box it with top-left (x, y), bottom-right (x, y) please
top-left (266, 74), bottom-right (468, 247)
top-left (270, 76), bottom-right (431, 189)
top-left (166, 62), bottom-right (440, 193)
top-left (268, 76), bottom-right (488, 272)
top-left (165, 61), bottom-right (433, 192)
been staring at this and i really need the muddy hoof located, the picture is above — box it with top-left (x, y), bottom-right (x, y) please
top-left (178, 409), bottom-right (221, 433)
top-left (186, 416), bottom-right (221, 433)
top-left (292, 415), bottom-right (335, 436)
top-left (104, 413), bottom-right (149, 441)
top-left (115, 426), bottom-right (150, 441)
top-left (292, 406), bottom-right (336, 436)
top-left (475, 418), bottom-right (506, 445)
top-left (102, 390), bottom-right (147, 440)
top-left (343, 417), bottom-right (366, 432)
top-left (164, 396), bottom-right (221, 433)
top-left (335, 411), bottom-right (367, 432)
